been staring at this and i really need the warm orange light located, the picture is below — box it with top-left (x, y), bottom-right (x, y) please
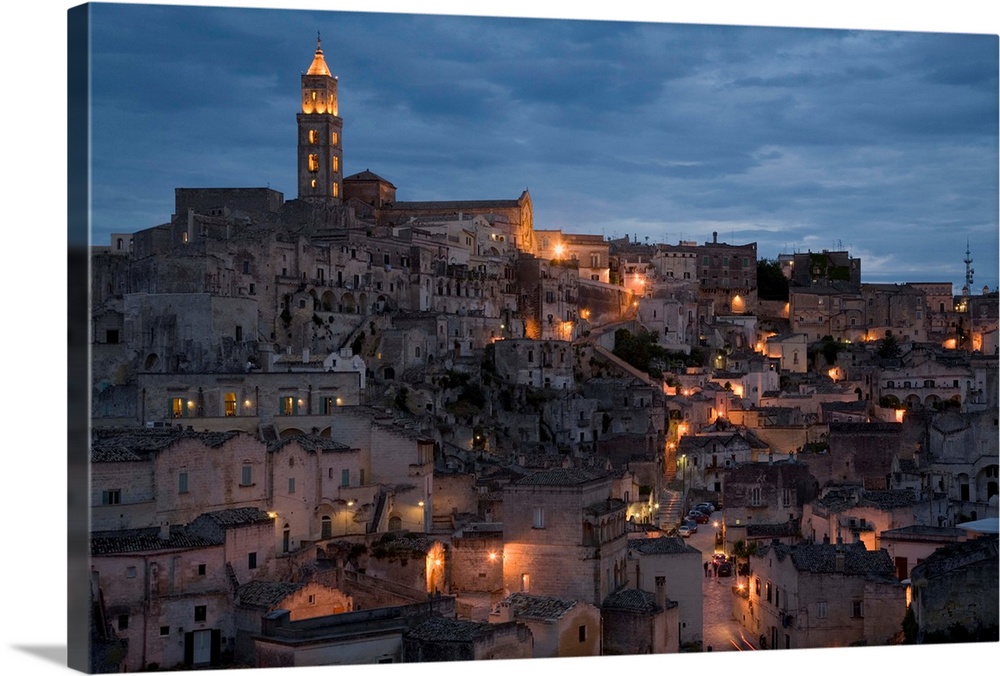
top-left (554, 244), bottom-right (565, 257)
top-left (895, 409), bottom-right (905, 423)
top-left (488, 552), bottom-right (498, 562)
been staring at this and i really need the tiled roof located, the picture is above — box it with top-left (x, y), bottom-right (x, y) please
top-left (91, 428), bottom-right (239, 462)
top-left (628, 536), bottom-right (698, 556)
top-left (584, 498), bottom-right (627, 516)
top-left (910, 535), bottom-right (999, 582)
top-left (503, 592), bottom-right (577, 621)
top-left (237, 581), bottom-right (305, 608)
top-left (513, 467), bottom-right (613, 487)
top-left (391, 199), bottom-right (521, 211)
top-left (194, 507), bottom-right (273, 529)
top-left (746, 522), bottom-right (800, 538)
top-left (267, 434), bottom-right (354, 454)
top-left (90, 527), bottom-right (219, 555)
top-left (602, 588), bottom-right (662, 614)
top-left (761, 541), bottom-right (895, 579)
top-left (344, 169), bottom-right (395, 186)
top-left (818, 489), bottom-right (918, 512)
top-left (829, 422), bottom-right (901, 435)
top-left (405, 617), bottom-right (497, 642)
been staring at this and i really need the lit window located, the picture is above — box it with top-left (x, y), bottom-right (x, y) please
top-left (332, 182), bottom-right (339, 197)
top-left (171, 398), bottom-right (185, 418)
top-left (308, 129), bottom-right (319, 144)
top-left (280, 397), bottom-right (297, 416)
top-left (308, 154), bottom-right (319, 173)
top-left (181, 231), bottom-right (189, 243)
top-left (332, 132), bottom-right (338, 146)
top-left (224, 392), bottom-right (237, 417)
top-left (332, 156), bottom-right (339, 173)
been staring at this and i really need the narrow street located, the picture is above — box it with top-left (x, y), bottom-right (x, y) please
top-left (683, 511), bottom-right (756, 653)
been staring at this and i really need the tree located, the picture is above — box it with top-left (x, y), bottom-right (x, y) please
top-left (732, 539), bottom-right (758, 584)
top-left (757, 259), bottom-right (789, 301)
top-left (876, 331), bottom-right (901, 359)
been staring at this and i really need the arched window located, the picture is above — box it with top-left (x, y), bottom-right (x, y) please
top-left (388, 515), bottom-right (402, 531)
top-left (282, 524), bottom-right (290, 553)
top-left (321, 516), bottom-right (332, 539)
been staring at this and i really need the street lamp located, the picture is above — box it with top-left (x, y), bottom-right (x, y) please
top-left (342, 500), bottom-right (354, 535)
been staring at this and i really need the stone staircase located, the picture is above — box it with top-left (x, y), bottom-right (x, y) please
top-left (656, 489), bottom-right (684, 529)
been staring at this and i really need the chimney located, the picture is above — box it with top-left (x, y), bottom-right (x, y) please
top-left (655, 576), bottom-right (667, 611)
top-left (159, 521), bottom-right (170, 540)
top-left (713, 231), bottom-right (718, 244)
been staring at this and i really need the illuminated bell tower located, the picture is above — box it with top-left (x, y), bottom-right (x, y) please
top-left (297, 35), bottom-right (343, 203)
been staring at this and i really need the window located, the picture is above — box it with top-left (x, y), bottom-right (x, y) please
top-left (224, 392), bottom-right (237, 417)
top-left (178, 472), bottom-right (188, 494)
top-left (851, 600), bottom-right (864, 618)
top-left (105, 329), bottom-right (119, 344)
top-left (817, 602), bottom-right (828, 619)
top-left (782, 488), bottom-right (792, 508)
top-left (532, 507), bottom-right (545, 529)
top-left (755, 578), bottom-right (761, 596)
top-left (308, 129), bottom-right (319, 144)
top-left (308, 154), bottom-right (319, 172)
top-left (332, 156), bottom-right (339, 172)
top-left (197, 564), bottom-right (206, 576)
top-left (235, 325), bottom-right (243, 342)
top-left (102, 489), bottom-right (121, 505)
top-left (182, 231), bottom-right (189, 243)
top-left (341, 469), bottom-right (350, 487)
top-left (332, 132), bottom-right (338, 146)
top-left (321, 396), bottom-right (334, 414)
top-left (171, 397), bottom-right (185, 418)
top-left (118, 614), bottom-right (129, 631)
top-left (248, 552), bottom-right (257, 570)
top-left (280, 396), bottom-right (297, 416)
top-left (288, 478), bottom-right (296, 494)
top-left (126, 566), bottom-right (137, 579)
top-left (194, 605), bottom-right (207, 622)
top-left (308, 594), bottom-right (316, 605)
top-left (750, 486), bottom-right (762, 507)
top-left (766, 582), bottom-right (772, 603)
top-left (242, 260), bottom-right (250, 274)
top-left (321, 516), bottom-right (332, 539)
top-left (578, 625), bottom-right (587, 642)
top-left (241, 465), bottom-right (253, 486)
top-left (159, 626), bottom-right (170, 637)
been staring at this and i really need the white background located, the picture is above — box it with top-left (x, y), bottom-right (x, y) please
top-left (1, 1), bottom-right (996, 674)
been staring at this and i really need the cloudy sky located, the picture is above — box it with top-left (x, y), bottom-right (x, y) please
top-left (85, 2), bottom-right (998, 291)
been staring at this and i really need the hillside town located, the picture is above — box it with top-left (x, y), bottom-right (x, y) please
top-left (86, 38), bottom-right (999, 671)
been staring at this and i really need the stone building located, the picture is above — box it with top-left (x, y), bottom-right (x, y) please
top-left (501, 468), bottom-right (628, 606)
top-left (488, 592), bottom-right (601, 658)
top-left (722, 460), bottom-right (815, 553)
top-left (626, 536), bottom-right (702, 645)
top-left (735, 540), bottom-right (906, 650)
top-left (89, 507), bottom-right (276, 671)
top-left (601, 587), bottom-right (678, 654)
top-left (802, 486), bottom-right (950, 550)
top-left (908, 534), bottom-right (999, 640)
top-left (401, 616), bottom-right (533, 662)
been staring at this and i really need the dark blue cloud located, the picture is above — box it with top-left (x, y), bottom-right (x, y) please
top-left (85, 4), bottom-right (998, 290)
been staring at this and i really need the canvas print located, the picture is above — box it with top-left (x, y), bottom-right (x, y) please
top-left (69, 2), bottom-right (999, 673)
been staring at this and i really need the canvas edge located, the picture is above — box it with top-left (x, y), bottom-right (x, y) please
top-left (68, 3), bottom-right (93, 673)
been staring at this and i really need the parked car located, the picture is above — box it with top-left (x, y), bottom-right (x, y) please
top-left (682, 519), bottom-right (698, 533)
top-left (678, 525), bottom-right (693, 538)
top-left (687, 511), bottom-right (710, 524)
top-left (712, 552), bottom-right (728, 565)
top-left (694, 503), bottom-right (714, 514)
top-left (717, 562), bottom-right (733, 577)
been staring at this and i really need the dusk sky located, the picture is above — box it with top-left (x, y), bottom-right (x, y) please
top-left (87, 2), bottom-right (998, 293)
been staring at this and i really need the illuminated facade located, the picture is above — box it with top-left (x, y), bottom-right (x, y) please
top-left (297, 37), bottom-right (344, 203)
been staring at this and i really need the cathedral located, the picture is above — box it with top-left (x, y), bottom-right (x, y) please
top-left (90, 38), bottom-right (632, 423)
